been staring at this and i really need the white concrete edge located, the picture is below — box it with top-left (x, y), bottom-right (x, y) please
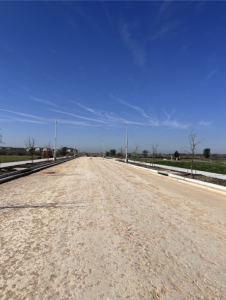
top-left (168, 173), bottom-right (226, 191)
top-left (108, 158), bottom-right (226, 196)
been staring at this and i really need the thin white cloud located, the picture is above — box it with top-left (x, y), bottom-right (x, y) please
top-left (113, 95), bottom-right (190, 129)
top-left (30, 96), bottom-right (58, 107)
top-left (50, 109), bottom-right (108, 124)
top-left (163, 119), bottom-right (190, 129)
top-left (62, 2), bottom-right (105, 36)
top-left (0, 118), bottom-right (12, 123)
top-left (110, 95), bottom-right (148, 117)
top-left (207, 70), bottom-right (217, 79)
top-left (203, 27), bottom-right (221, 37)
top-left (162, 110), bottom-right (190, 129)
top-left (0, 109), bottom-right (44, 120)
top-left (18, 84), bottom-right (31, 91)
top-left (105, 8), bottom-right (114, 28)
top-left (13, 118), bottom-right (46, 124)
top-left (60, 119), bottom-right (98, 127)
top-left (199, 121), bottom-right (212, 126)
top-left (158, 1), bottom-right (172, 16)
top-left (150, 21), bottom-right (178, 40)
top-left (72, 102), bottom-right (101, 116)
top-left (111, 95), bottom-right (159, 126)
top-left (70, 101), bottom-right (144, 126)
top-left (67, 15), bottom-right (78, 30)
top-left (57, 97), bottom-right (190, 129)
top-left (0, 114), bottom-right (46, 124)
top-left (119, 22), bottom-right (146, 68)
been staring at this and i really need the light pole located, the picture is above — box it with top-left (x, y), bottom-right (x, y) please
top-left (74, 139), bottom-right (80, 156)
top-left (54, 118), bottom-right (67, 161)
top-left (118, 120), bottom-right (128, 163)
top-left (100, 140), bottom-right (105, 158)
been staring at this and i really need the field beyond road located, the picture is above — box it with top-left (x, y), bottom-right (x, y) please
top-left (0, 156), bottom-right (33, 163)
top-left (0, 157), bottom-right (226, 299)
top-left (140, 159), bottom-right (226, 175)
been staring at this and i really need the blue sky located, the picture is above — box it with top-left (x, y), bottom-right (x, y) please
top-left (0, 1), bottom-right (226, 154)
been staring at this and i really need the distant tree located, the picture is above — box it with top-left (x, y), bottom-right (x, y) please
top-left (106, 151), bottom-right (110, 156)
top-left (134, 143), bottom-right (140, 153)
top-left (45, 141), bottom-right (52, 161)
top-left (17, 150), bottom-right (25, 156)
top-left (211, 154), bottom-right (217, 160)
top-left (182, 130), bottom-right (204, 179)
top-left (174, 151), bottom-right (180, 158)
top-left (110, 149), bottom-right (116, 156)
top-left (0, 150), bottom-right (6, 155)
top-left (142, 150), bottom-right (149, 158)
top-left (118, 147), bottom-right (124, 157)
top-left (203, 148), bottom-right (210, 159)
top-left (58, 145), bottom-right (63, 158)
top-left (24, 135), bottom-right (36, 164)
top-left (61, 147), bottom-right (67, 156)
top-left (151, 144), bottom-right (158, 165)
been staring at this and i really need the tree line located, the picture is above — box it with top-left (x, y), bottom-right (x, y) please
top-left (0, 131), bottom-right (71, 164)
top-left (106, 131), bottom-right (214, 179)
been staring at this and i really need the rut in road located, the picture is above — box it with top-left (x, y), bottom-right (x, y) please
top-left (0, 157), bottom-right (226, 299)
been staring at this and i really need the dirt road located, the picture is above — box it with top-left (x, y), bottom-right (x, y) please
top-left (1, 157), bottom-right (226, 299)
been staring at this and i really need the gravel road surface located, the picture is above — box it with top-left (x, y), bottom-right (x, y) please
top-left (0, 157), bottom-right (226, 299)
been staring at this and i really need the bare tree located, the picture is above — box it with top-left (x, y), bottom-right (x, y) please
top-left (118, 147), bottom-right (124, 157)
top-left (24, 136), bottom-right (36, 164)
top-left (133, 143), bottom-right (140, 153)
top-left (182, 130), bottom-right (204, 179)
top-left (151, 144), bottom-right (158, 166)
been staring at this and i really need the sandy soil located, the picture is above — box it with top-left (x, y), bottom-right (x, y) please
top-left (0, 157), bottom-right (226, 300)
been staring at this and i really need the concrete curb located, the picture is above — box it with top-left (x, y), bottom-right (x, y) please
top-left (0, 157), bottom-right (75, 184)
top-left (109, 159), bottom-right (226, 196)
top-left (108, 158), bottom-right (226, 180)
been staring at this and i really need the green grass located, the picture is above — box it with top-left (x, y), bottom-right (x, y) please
top-left (142, 159), bottom-right (226, 175)
top-left (0, 156), bottom-right (34, 163)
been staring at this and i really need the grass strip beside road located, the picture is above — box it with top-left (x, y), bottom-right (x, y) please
top-left (0, 156), bottom-right (35, 163)
top-left (142, 160), bottom-right (226, 175)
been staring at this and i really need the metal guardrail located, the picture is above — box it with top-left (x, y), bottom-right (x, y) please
top-left (0, 157), bottom-right (76, 184)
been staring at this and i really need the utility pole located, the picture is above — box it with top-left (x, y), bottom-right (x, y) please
top-left (74, 139), bottom-right (80, 156)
